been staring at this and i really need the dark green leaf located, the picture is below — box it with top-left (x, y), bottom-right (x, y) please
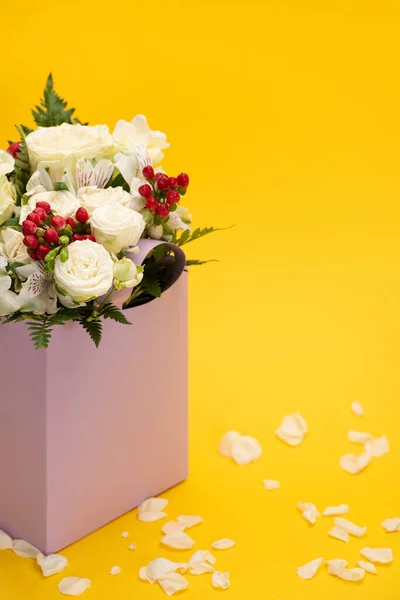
top-left (80, 318), bottom-right (103, 347)
top-left (32, 73), bottom-right (82, 128)
top-left (186, 259), bottom-right (219, 266)
top-left (142, 272), bottom-right (161, 298)
top-left (99, 302), bottom-right (131, 325)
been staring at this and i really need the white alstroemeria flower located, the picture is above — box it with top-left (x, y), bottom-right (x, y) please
top-left (0, 150), bottom-right (15, 175)
top-left (0, 228), bottom-right (31, 264)
top-left (26, 123), bottom-right (114, 172)
top-left (0, 175), bottom-right (16, 226)
top-left (113, 257), bottom-right (143, 290)
top-left (90, 204), bottom-right (145, 254)
top-left (113, 116), bottom-right (169, 165)
top-left (20, 190), bottom-right (80, 223)
top-left (0, 257), bottom-right (20, 316)
top-left (166, 206), bottom-right (192, 233)
top-left (17, 262), bottom-right (58, 314)
top-left (78, 185), bottom-right (132, 216)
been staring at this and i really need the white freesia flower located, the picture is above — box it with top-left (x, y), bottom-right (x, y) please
top-left (113, 257), bottom-right (143, 290)
top-left (54, 240), bottom-right (113, 302)
top-left (113, 115), bottom-right (169, 165)
top-left (91, 204), bottom-right (145, 254)
top-left (0, 228), bottom-right (31, 264)
top-left (78, 186), bottom-right (132, 216)
top-left (20, 190), bottom-right (80, 223)
top-left (26, 123), bottom-right (114, 172)
top-left (17, 262), bottom-right (58, 314)
top-left (0, 175), bottom-right (16, 226)
top-left (0, 150), bottom-right (15, 175)
top-left (0, 257), bottom-right (20, 315)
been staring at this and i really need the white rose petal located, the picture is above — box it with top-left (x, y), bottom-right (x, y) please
top-left (326, 558), bottom-right (348, 574)
top-left (110, 566), bottom-right (121, 575)
top-left (275, 412), bottom-right (308, 446)
top-left (140, 558), bottom-right (188, 583)
top-left (177, 515), bottom-right (203, 529)
top-left (339, 451), bottom-right (373, 474)
top-left (365, 435), bottom-right (390, 457)
top-left (12, 539), bottom-right (40, 558)
top-left (360, 547), bottom-right (393, 564)
top-left (381, 517), bottom-right (400, 533)
top-left (348, 430), bottom-right (373, 444)
top-left (231, 435), bottom-right (262, 465)
top-left (91, 203), bottom-right (145, 254)
top-left (211, 538), bottom-right (235, 550)
top-left (351, 401), bottom-right (364, 416)
top-left (212, 571), bottom-right (230, 590)
top-left (296, 557), bottom-right (324, 580)
top-left (263, 479), bottom-right (280, 490)
top-left (158, 572), bottom-right (189, 596)
top-left (162, 521), bottom-right (186, 535)
top-left (218, 431), bottom-right (241, 458)
top-left (37, 552), bottom-right (68, 576)
top-left (357, 560), bottom-right (378, 574)
top-left (161, 532), bottom-right (195, 550)
top-left (139, 511), bottom-right (168, 523)
top-left (0, 149), bottom-right (15, 175)
top-left (58, 576), bottom-right (92, 596)
top-left (79, 185), bottom-right (133, 216)
top-left (322, 504), bottom-right (349, 516)
top-left (334, 517), bottom-right (367, 538)
top-left (20, 190), bottom-right (80, 224)
top-left (139, 497), bottom-right (168, 513)
top-left (328, 527), bottom-right (349, 542)
top-left (188, 550), bottom-right (216, 574)
top-left (0, 174), bottom-right (16, 226)
top-left (0, 529), bottom-right (13, 550)
top-left (333, 567), bottom-right (365, 582)
top-left (113, 115), bottom-right (169, 165)
top-left (128, 543), bottom-right (137, 550)
top-left (0, 228), bottom-right (30, 264)
top-left (298, 502), bottom-right (320, 525)
top-left (121, 531), bottom-right (129, 538)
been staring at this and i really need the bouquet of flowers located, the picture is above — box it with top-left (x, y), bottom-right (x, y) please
top-left (0, 75), bottom-right (220, 349)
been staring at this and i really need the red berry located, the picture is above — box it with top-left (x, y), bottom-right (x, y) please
top-left (177, 173), bottom-right (189, 188)
top-left (76, 207), bottom-right (89, 223)
top-left (36, 201), bottom-right (51, 214)
top-left (155, 203), bottom-right (170, 217)
top-left (28, 249), bottom-right (39, 260)
top-left (166, 189), bottom-right (180, 205)
top-left (168, 177), bottom-right (177, 188)
top-left (156, 173), bottom-right (170, 191)
top-left (66, 217), bottom-right (76, 230)
top-left (83, 234), bottom-right (96, 242)
top-left (34, 207), bottom-right (47, 222)
top-left (44, 228), bottom-right (59, 244)
top-left (27, 212), bottom-right (41, 226)
top-left (138, 184), bottom-right (152, 198)
top-left (142, 165), bottom-right (155, 179)
top-left (50, 215), bottom-right (67, 230)
top-left (72, 234), bottom-right (84, 241)
top-left (6, 142), bottom-right (21, 159)
top-left (146, 196), bottom-right (159, 210)
top-left (37, 244), bottom-right (51, 261)
top-left (22, 220), bottom-right (38, 236)
top-left (23, 235), bottom-right (39, 249)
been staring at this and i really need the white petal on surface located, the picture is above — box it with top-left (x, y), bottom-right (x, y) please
top-left (141, 558), bottom-right (188, 583)
top-left (158, 573), bottom-right (189, 596)
top-left (333, 567), bottom-right (365, 582)
top-left (348, 430), bottom-right (373, 444)
top-left (296, 557), bottom-right (324, 580)
top-left (162, 521), bottom-right (186, 535)
top-left (0, 529), bottom-right (13, 550)
top-left (212, 571), bottom-right (231, 589)
top-left (357, 561), bottom-right (378, 574)
top-left (110, 566), bottom-right (121, 575)
top-left (58, 577), bottom-right (92, 596)
top-left (339, 451), bottom-right (373, 474)
top-left (128, 543), bottom-right (137, 551)
top-left (189, 561), bottom-right (215, 575)
top-left (121, 531), bottom-right (129, 538)
top-left (161, 532), bottom-right (195, 550)
top-left (12, 539), bottom-right (40, 559)
top-left (263, 479), bottom-right (280, 490)
top-left (298, 502), bottom-right (320, 525)
top-left (231, 435), bottom-right (262, 465)
top-left (275, 412), bottom-right (308, 446)
top-left (190, 550), bottom-right (217, 566)
top-left (381, 518), bottom-right (400, 533)
top-left (328, 527), bottom-right (350, 542)
top-left (364, 435), bottom-right (390, 457)
top-left (218, 431), bottom-right (241, 458)
top-left (139, 511), bottom-right (168, 522)
top-left (334, 517), bottom-right (367, 538)
top-left (37, 553), bottom-right (68, 577)
top-left (139, 497), bottom-right (169, 513)
top-left (177, 515), bottom-right (204, 529)
top-left (211, 538), bottom-right (236, 550)
top-left (360, 547), bottom-right (393, 564)
top-left (326, 559), bottom-right (348, 574)
top-left (322, 505), bottom-right (349, 516)
top-left (351, 401), bottom-right (364, 416)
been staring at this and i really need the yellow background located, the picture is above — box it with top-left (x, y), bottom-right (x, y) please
top-left (1, 0), bottom-right (400, 598)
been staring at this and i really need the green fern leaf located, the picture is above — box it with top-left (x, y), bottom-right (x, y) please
top-left (80, 318), bottom-right (103, 347)
top-left (32, 73), bottom-right (79, 127)
top-left (176, 225), bottom-right (233, 246)
top-left (185, 259), bottom-right (219, 266)
top-left (11, 126), bottom-right (30, 205)
top-left (142, 273), bottom-right (162, 298)
top-left (99, 303), bottom-right (131, 325)
top-left (26, 318), bottom-right (53, 350)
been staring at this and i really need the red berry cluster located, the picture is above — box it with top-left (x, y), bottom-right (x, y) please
top-left (22, 204), bottom-right (94, 262)
top-left (139, 166), bottom-right (189, 220)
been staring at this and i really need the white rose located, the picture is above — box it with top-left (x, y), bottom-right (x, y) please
top-left (54, 240), bottom-right (114, 302)
top-left (0, 175), bottom-right (16, 225)
top-left (20, 190), bottom-right (80, 223)
top-left (0, 150), bottom-right (15, 175)
top-left (113, 115), bottom-right (169, 165)
top-left (113, 257), bottom-right (143, 290)
top-left (78, 186), bottom-right (132, 216)
top-left (26, 123), bottom-right (114, 172)
top-left (0, 228), bottom-right (31, 264)
top-left (90, 204), bottom-right (145, 254)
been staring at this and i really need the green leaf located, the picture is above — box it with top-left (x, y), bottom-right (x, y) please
top-left (142, 272), bottom-right (162, 298)
top-left (26, 317), bottom-right (53, 350)
top-left (176, 224), bottom-right (234, 246)
top-left (54, 181), bottom-right (69, 191)
top-left (3, 215), bottom-right (21, 227)
top-left (186, 259), bottom-right (219, 266)
top-left (32, 73), bottom-right (81, 128)
top-left (105, 172), bottom-right (130, 192)
top-left (21, 125), bottom-right (34, 136)
top-left (11, 126), bottom-right (30, 205)
top-left (99, 302), bottom-right (131, 325)
top-left (80, 318), bottom-right (103, 347)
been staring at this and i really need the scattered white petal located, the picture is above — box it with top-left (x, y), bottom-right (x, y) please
top-left (263, 479), bottom-right (280, 490)
top-left (211, 538), bottom-right (235, 550)
top-left (322, 505), bottom-right (349, 516)
top-left (188, 550), bottom-right (216, 574)
top-left (326, 559), bottom-right (348, 574)
top-left (298, 502), bottom-right (320, 525)
top-left (161, 531), bottom-right (195, 550)
top-left (328, 527), bottom-right (349, 542)
top-left (110, 566), bottom-right (121, 575)
top-left (219, 431), bottom-right (241, 458)
top-left (381, 517), bottom-right (400, 533)
top-left (334, 517), bottom-right (367, 538)
top-left (138, 497), bottom-right (168, 522)
top-left (0, 529), bottom-right (13, 550)
top-left (339, 451), bottom-right (372, 474)
top-left (12, 539), bottom-right (40, 559)
top-left (58, 577), bottom-right (91, 596)
top-left (158, 572), bottom-right (189, 596)
top-left (365, 435), bottom-right (390, 457)
top-left (190, 550), bottom-right (217, 566)
top-left (357, 561), bottom-right (377, 574)
top-left (296, 557), bottom-right (323, 579)
top-left (333, 567), bottom-right (365, 582)
top-left (360, 547), bottom-right (393, 564)
top-left (37, 553), bottom-right (68, 576)
top-left (348, 430), bottom-right (373, 444)
top-left (231, 435), bottom-right (262, 465)
top-left (212, 571), bottom-right (230, 589)
top-left (121, 531), bottom-right (129, 538)
top-left (140, 559), bottom-right (188, 584)
top-left (177, 515), bottom-right (203, 529)
top-left (128, 542), bottom-right (137, 550)
top-left (162, 521), bottom-right (186, 535)
top-left (275, 412), bottom-right (308, 446)
top-left (351, 401), bottom-right (364, 416)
